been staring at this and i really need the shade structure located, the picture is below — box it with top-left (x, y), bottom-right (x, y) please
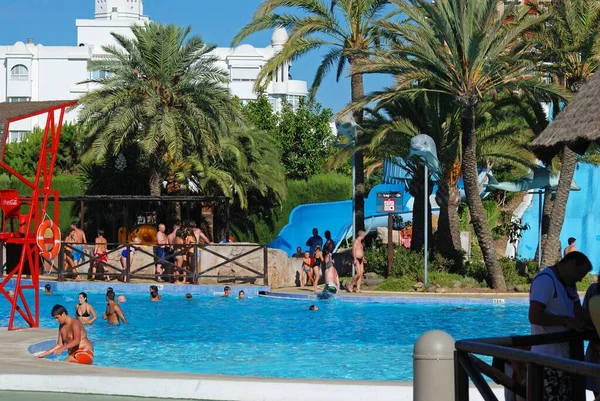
top-left (0, 100), bottom-right (76, 150)
top-left (531, 72), bottom-right (600, 161)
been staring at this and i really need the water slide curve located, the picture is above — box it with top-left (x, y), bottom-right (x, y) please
top-left (517, 163), bottom-right (600, 273)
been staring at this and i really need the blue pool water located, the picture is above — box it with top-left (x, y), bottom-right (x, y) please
top-left (2, 291), bottom-right (530, 381)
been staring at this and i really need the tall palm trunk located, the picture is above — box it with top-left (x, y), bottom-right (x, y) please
top-left (461, 104), bottom-right (507, 291)
top-left (350, 65), bottom-right (366, 236)
top-left (435, 177), bottom-right (462, 264)
top-left (535, 187), bottom-right (553, 262)
top-left (541, 146), bottom-right (576, 267)
top-left (409, 165), bottom-right (433, 252)
top-left (149, 153), bottom-right (163, 197)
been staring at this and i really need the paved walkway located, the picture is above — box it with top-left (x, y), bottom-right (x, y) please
top-left (270, 286), bottom-right (531, 298)
top-left (0, 391), bottom-right (198, 401)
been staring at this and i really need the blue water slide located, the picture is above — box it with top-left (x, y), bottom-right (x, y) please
top-left (517, 163), bottom-right (600, 273)
top-left (269, 183), bottom-right (411, 256)
top-left (269, 157), bottom-right (490, 257)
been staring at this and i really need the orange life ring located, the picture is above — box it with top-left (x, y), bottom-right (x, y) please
top-left (36, 220), bottom-right (62, 259)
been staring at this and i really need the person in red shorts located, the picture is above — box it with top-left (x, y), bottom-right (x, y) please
top-left (37, 304), bottom-right (94, 365)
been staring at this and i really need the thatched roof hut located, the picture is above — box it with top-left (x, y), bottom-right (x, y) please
top-left (0, 100), bottom-right (76, 152)
top-left (531, 72), bottom-right (600, 161)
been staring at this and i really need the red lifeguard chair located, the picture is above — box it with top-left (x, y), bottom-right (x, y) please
top-left (0, 100), bottom-right (76, 329)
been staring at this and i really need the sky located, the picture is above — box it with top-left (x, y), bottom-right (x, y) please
top-left (0, 0), bottom-right (392, 113)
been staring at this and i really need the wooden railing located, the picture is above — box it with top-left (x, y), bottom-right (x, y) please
top-left (454, 330), bottom-right (599, 401)
top-left (1, 242), bottom-right (269, 285)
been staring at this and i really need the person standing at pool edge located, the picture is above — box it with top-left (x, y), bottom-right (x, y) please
top-left (528, 251), bottom-right (591, 400)
top-left (348, 231), bottom-right (366, 293)
top-left (564, 237), bottom-right (577, 256)
top-left (305, 228), bottom-right (323, 256)
top-left (37, 304), bottom-right (94, 364)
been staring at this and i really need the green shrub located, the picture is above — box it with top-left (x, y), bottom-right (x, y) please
top-left (234, 172), bottom-right (352, 243)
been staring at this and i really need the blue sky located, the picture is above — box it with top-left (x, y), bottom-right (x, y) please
top-left (0, 0), bottom-right (391, 113)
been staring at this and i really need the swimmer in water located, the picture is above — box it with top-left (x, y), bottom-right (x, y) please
top-left (44, 284), bottom-right (53, 295)
top-left (117, 295), bottom-right (127, 303)
top-left (149, 285), bottom-right (162, 301)
top-left (102, 290), bottom-right (127, 324)
top-left (75, 292), bottom-right (97, 325)
top-left (238, 290), bottom-right (245, 299)
top-left (37, 304), bottom-right (94, 364)
top-left (309, 305), bottom-right (318, 311)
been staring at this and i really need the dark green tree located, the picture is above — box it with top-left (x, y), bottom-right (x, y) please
top-left (275, 99), bottom-right (334, 180)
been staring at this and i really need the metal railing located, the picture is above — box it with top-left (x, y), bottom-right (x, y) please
top-left (454, 330), bottom-right (599, 401)
top-left (27, 242), bottom-right (269, 285)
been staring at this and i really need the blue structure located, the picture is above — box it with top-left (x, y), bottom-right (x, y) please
top-left (518, 163), bottom-right (600, 273)
top-left (269, 157), bottom-right (490, 257)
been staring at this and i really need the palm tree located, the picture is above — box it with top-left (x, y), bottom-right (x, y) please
top-left (348, 0), bottom-right (562, 290)
top-left (232, 0), bottom-right (389, 237)
top-left (354, 94), bottom-right (534, 264)
top-left (529, 0), bottom-right (600, 266)
top-left (78, 23), bottom-right (243, 196)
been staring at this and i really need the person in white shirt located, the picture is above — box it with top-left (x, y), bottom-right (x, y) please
top-left (529, 251), bottom-right (592, 401)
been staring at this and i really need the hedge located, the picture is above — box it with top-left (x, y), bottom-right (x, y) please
top-left (0, 174), bottom-right (83, 232)
top-left (235, 172), bottom-right (352, 243)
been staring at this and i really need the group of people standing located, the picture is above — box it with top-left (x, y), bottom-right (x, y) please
top-left (296, 228), bottom-right (367, 295)
top-left (154, 220), bottom-right (212, 284)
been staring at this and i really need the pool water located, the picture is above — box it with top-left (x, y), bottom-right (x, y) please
top-left (1, 291), bottom-right (530, 381)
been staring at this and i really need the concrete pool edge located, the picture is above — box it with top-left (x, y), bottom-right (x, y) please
top-left (0, 328), bottom-right (511, 401)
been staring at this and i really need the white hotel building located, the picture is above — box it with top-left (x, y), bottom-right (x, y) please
top-left (0, 0), bottom-right (308, 142)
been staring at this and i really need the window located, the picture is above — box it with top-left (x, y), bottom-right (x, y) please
top-left (88, 70), bottom-right (111, 80)
top-left (10, 65), bottom-right (29, 81)
top-left (8, 97), bottom-right (30, 103)
top-left (287, 94), bottom-right (301, 110)
top-left (8, 131), bottom-right (29, 143)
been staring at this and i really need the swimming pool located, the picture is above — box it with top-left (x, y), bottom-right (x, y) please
top-left (3, 291), bottom-right (530, 381)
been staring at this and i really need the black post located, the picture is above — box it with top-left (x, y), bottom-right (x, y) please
top-left (454, 351), bottom-right (469, 401)
top-left (57, 245), bottom-right (65, 282)
top-left (263, 246), bottom-right (269, 286)
top-left (193, 245), bottom-right (199, 284)
top-left (225, 200), bottom-right (230, 243)
top-left (527, 363), bottom-right (544, 401)
top-left (570, 339), bottom-right (586, 401)
top-left (0, 242), bottom-right (4, 277)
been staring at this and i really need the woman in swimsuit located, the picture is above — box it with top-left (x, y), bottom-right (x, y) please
top-left (312, 245), bottom-right (323, 292)
top-left (172, 229), bottom-right (185, 284)
top-left (182, 228), bottom-right (196, 284)
top-left (301, 251), bottom-right (313, 287)
top-left (75, 292), bottom-right (97, 325)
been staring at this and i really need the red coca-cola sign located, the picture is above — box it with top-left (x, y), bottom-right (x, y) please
top-left (0, 189), bottom-right (20, 218)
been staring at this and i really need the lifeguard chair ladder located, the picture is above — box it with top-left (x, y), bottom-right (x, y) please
top-left (0, 100), bottom-right (77, 330)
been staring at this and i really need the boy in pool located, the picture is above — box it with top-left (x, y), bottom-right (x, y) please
top-left (149, 285), bottom-right (162, 301)
top-left (37, 304), bottom-right (94, 364)
top-left (223, 286), bottom-right (231, 297)
top-left (44, 284), bottom-right (53, 295)
top-left (238, 290), bottom-right (245, 299)
top-left (102, 290), bottom-right (127, 324)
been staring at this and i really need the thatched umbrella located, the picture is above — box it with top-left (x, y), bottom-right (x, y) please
top-left (531, 72), bottom-right (600, 161)
top-left (0, 100), bottom-right (76, 153)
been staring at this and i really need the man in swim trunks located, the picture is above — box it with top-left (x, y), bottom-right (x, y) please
top-left (92, 229), bottom-right (108, 281)
top-left (44, 284), bottom-right (53, 295)
top-left (155, 223), bottom-right (168, 281)
top-left (67, 221), bottom-right (87, 281)
top-left (348, 230), bottom-right (366, 293)
top-left (37, 304), bottom-right (94, 364)
top-left (102, 290), bottom-right (127, 324)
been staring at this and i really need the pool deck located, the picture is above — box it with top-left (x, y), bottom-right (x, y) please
top-left (0, 328), bottom-right (510, 401)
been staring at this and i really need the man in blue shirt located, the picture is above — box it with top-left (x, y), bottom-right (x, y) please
top-left (305, 228), bottom-right (323, 256)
